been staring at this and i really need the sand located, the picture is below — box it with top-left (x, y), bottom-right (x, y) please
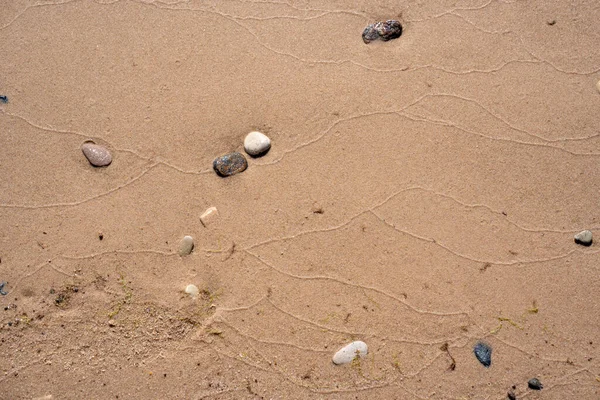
top-left (1, 0), bottom-right (599, 399)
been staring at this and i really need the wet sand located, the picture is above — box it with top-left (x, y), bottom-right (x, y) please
top-left (1, 0), bottom-right (599, 398)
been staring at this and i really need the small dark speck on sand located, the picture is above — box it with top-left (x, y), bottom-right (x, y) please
top-left (0, 95), bottom-right (8, 103)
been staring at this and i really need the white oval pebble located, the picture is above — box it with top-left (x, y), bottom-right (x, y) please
top-left (81, 142), bottom-right (112, 167)
top-left (185, 284), bottom-right (199, 298)
top-left (179, 235), bottom-right (194, 256)
top-left (332, 340), bottom-right (368, 365)
top-left (244, 131), bottom-right (271, 157)
top-left (200, 206), bottom-right (219, 227)
top-left (574, 230), bottom-right (593, 246)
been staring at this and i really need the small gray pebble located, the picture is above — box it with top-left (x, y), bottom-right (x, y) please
top-left (213, 152), bottom-right (248, 177)
top-left (81, 142), bottom-right (112, 167)
top-left (574, 230), bottom-right (593, 246)
top-left (179, 235), bottom-right (194, 256)
top-left (473, 341), bottom-right (492, 367)
top-left (528, 378), bottom-right (543, 390)
top-left (362, 20), bottom-right (403, 44)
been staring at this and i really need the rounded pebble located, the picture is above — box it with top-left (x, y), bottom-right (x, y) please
top-left (81, 142), bottom-right (112, 167)
top-left (473, 341), bottom-right (492, 367)
top-left (179, 235), bottom-right (194, 256)
top-left (574, 230), bottom-right (593, 246)
top-left (528, 378), bottom-right (543, 390)
top-left (332, 340), bottom-right (368, 365)
top-left (244, 131), bottom-right (271, 157)
top-left (185, 284), bottom-right (199, 298)
top-left (362, 20), bottom-right (403, 44)
top-left (596, 79), bottom-right (600, 94)
top-left (507, 389), bottom-right (517, 400)
top-left (213, 152), bottom-right (248, 177)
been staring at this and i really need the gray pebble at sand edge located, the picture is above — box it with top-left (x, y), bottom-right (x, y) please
top-left (574, 230), bottom-right (592, 246)
top-left (81, 142), bottom-right (112, 167)
top-left (179, 235), bottom-right (194, 256)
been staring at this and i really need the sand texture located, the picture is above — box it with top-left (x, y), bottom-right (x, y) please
top-left (1, 0), bottom-right (599, 398)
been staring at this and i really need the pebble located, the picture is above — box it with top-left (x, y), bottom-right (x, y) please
top-left (213, 152), bottom-right (248, 177)
top-left (81, 142), bottom-right (112, 167)
top-left (528, 378), bottom-right (543, 390)
top-left (362, 20), bottom-right (403, 44)
top-left (244, 131), bottom-right (271, 157)
top-left (200, 207), bottom-right (219, 227)
top-left (574, 230), bottom-right (593, 246)
top-left (473, 341), bottom-right (492, 367)
top-left (507, 389), bottom-right (517, 400)
top-left (596, 79), bottom-right (600, 94)
top-left (179, 235), bottom-right (194, 256)
top-left (332, 340), bottom-right (368, 365)
top-left (184, 284), bottom-right (199, 298)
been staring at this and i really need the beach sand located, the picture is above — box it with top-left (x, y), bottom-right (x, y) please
top-left (1, 0), bottom-right (599, 398)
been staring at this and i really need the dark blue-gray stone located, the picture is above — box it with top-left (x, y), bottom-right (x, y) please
top-left (213, 152), bottom-right (248, 177)
top-left (528, 378), bottom-right (543, 390)
top-left (473, 341), bottom-right (492, 367)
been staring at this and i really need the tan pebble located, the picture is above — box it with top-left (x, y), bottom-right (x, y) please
top-left (81, 142), bottom-right (112, 167)
top-left (200, 207), bottom-right (219, 227)
top-left (596, 79), bottom-right (600, 93)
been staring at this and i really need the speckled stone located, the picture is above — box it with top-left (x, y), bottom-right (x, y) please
top-left (179, 235), bottom-right (194, 256)
top-left (81, 142), bottom-right (112, 167)
top-left (332, 341), bottom-right (368, 365)
top-left (244, 131), bottom-right (271, 157)
top-left (474, 341), bottom-right (492, 367)
top-left (362, 20), bottom-right (403, 44)
top-left (574, 230), bottom-right (593, 246)
top-left (213, 152), bottom-right (248, 177)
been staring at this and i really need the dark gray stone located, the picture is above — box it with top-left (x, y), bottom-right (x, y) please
top-left (213, 152), bottom-right (248, 177)
top-left (473, 341), bottom-right (492, 367)
top-left (362, 20), bottom-right (403, 44)
top-left (528, 378), bottom-right (543, 390)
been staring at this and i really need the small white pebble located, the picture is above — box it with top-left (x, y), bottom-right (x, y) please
top-left (332, 341), bottom-right (368, 365)
top-left (179, 235), bottom-right (194, 256)
top-left (244, 131), bottom-right (271, 157)
top-left (200, 207), bottom-right (219, 227)
top-left (574, 230), bottom-right (593, 246)
top-left (184, 284), bottom-right (199, 298)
